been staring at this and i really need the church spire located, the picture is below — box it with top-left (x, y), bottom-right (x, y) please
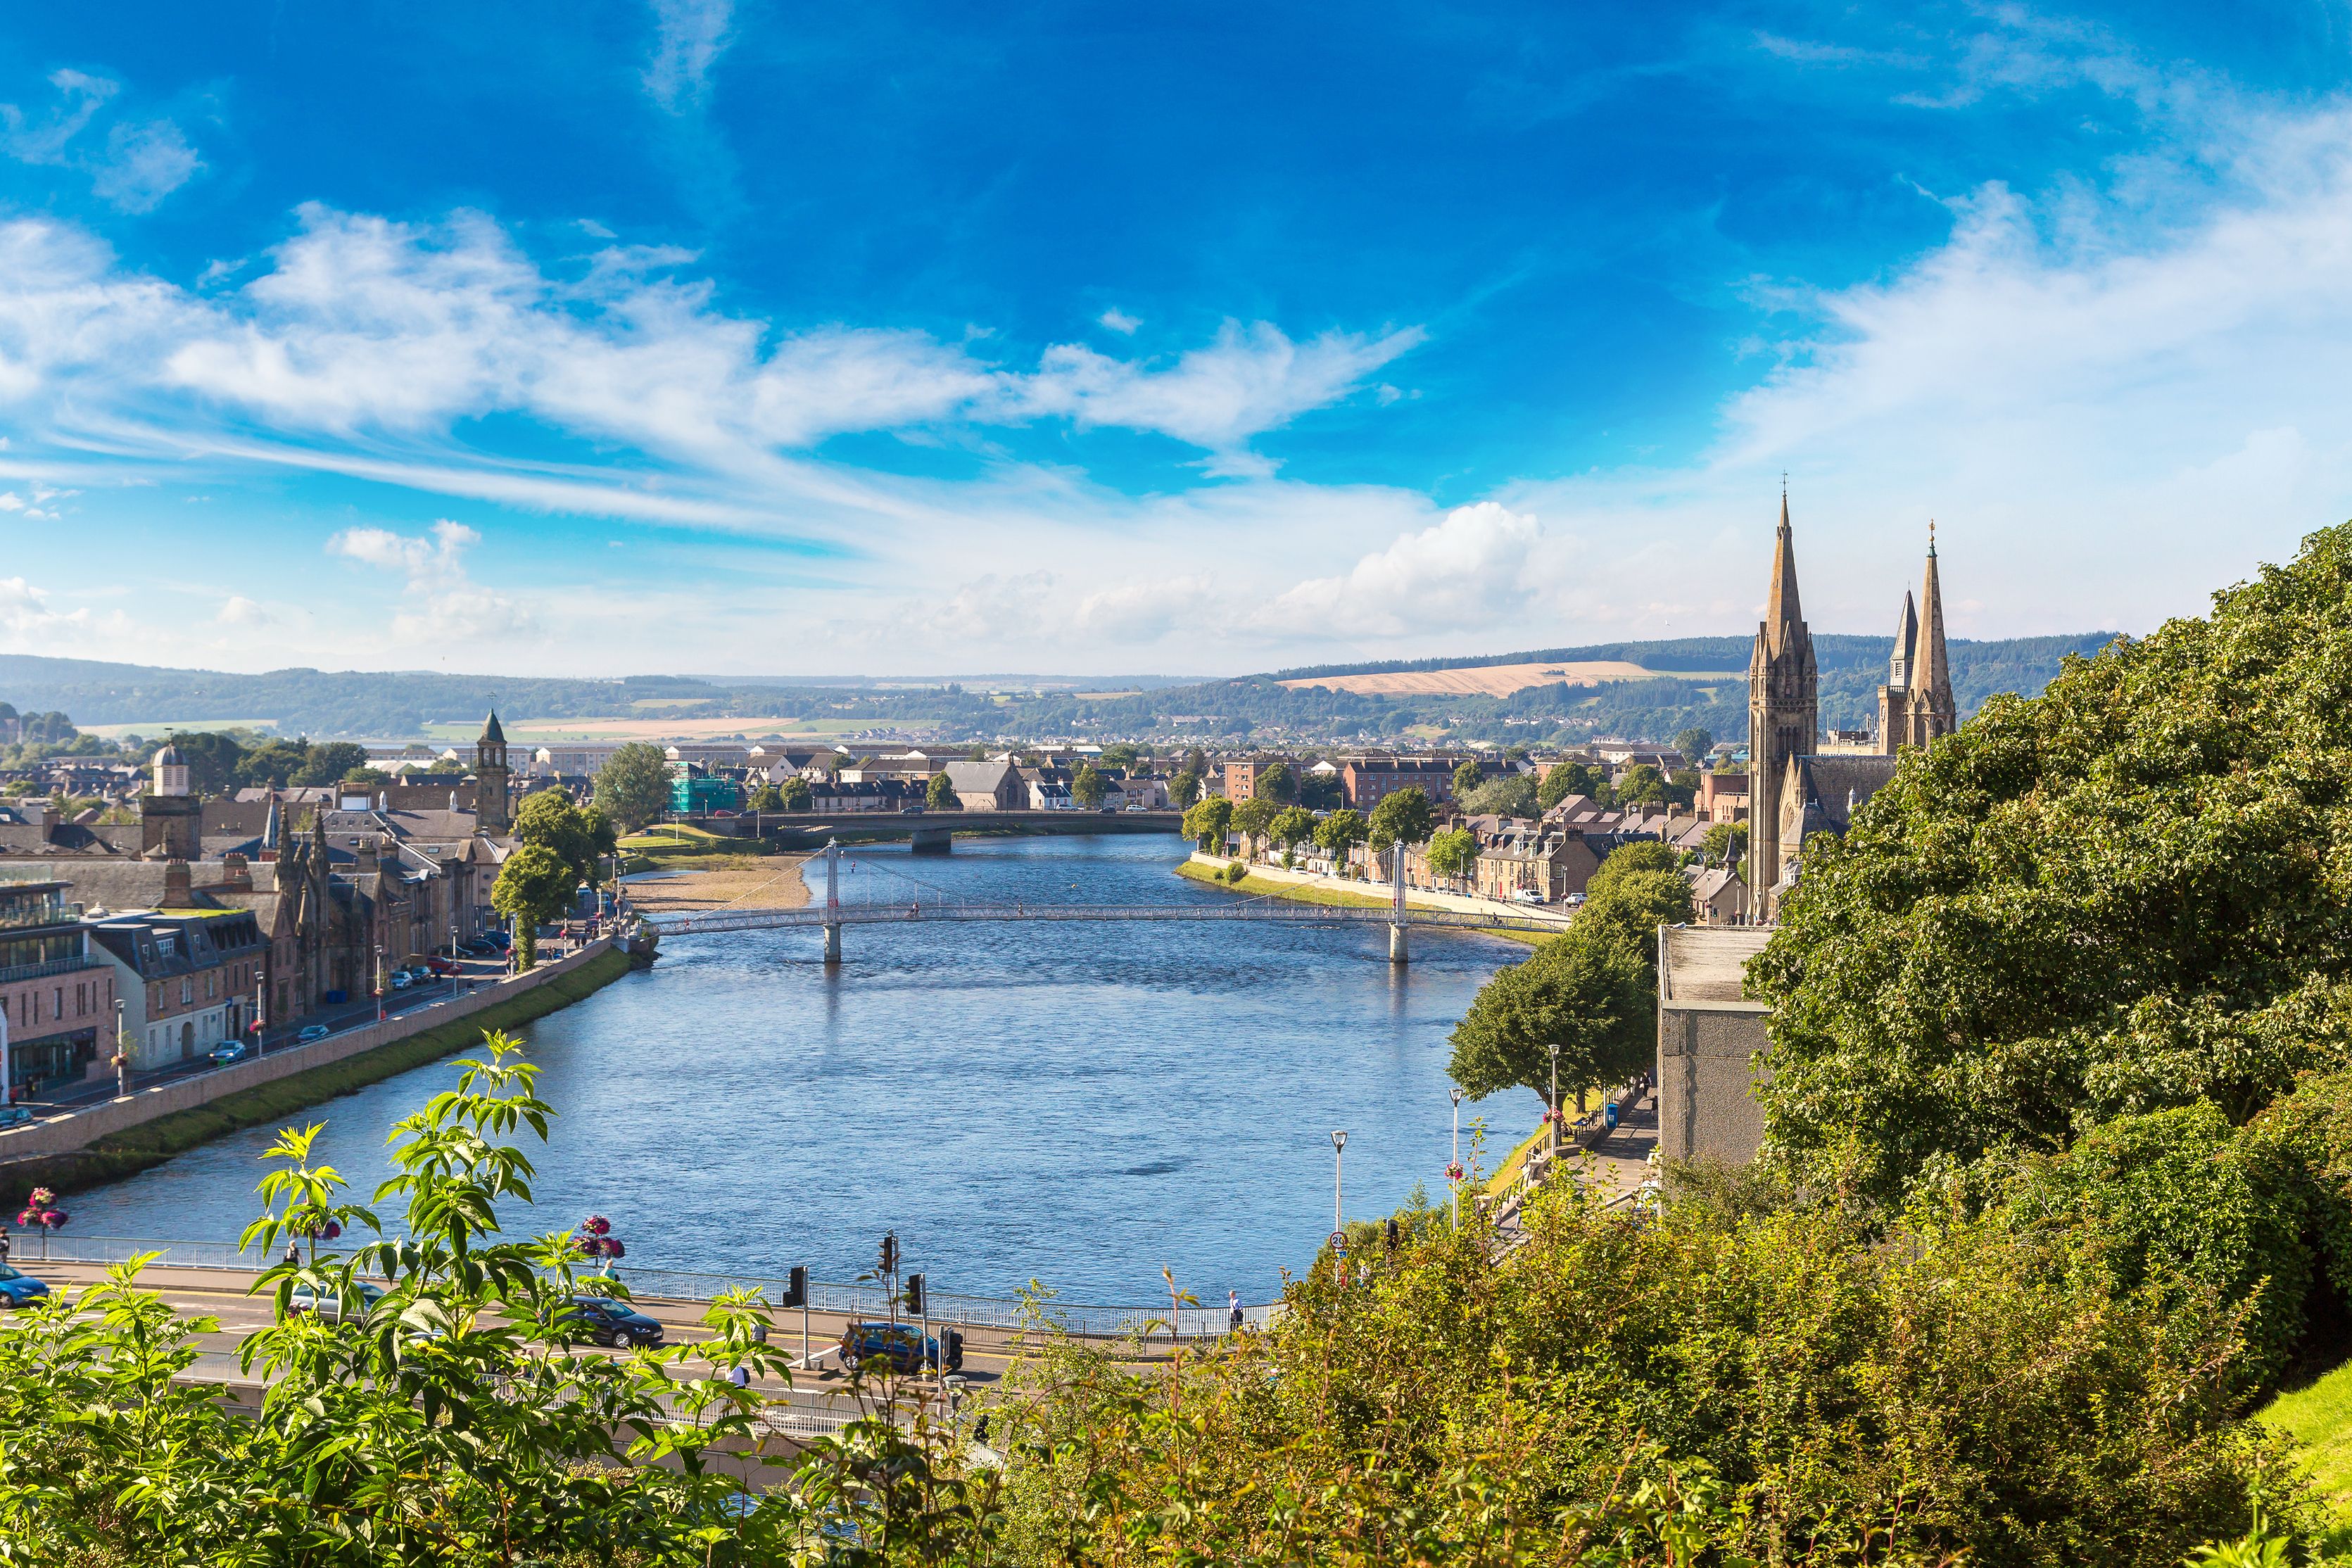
top-left (1764, 489), bottom-right (1804, 655)
top-left (1888, 590), bottom-right (1918, 688)
top-left (1914, 522), bottom-right (1952, 720)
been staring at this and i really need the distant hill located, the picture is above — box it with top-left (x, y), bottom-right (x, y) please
top-left (0, 631), bottom-right (2120, 747)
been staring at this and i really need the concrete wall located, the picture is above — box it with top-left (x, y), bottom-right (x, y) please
top-left (1657, 1000), bottom-right (1771, 1165)
top-left (0, 939), bottom-right (615, 1163)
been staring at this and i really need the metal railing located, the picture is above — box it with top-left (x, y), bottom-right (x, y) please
top-left (30, 1237), bottom-right (1279, 1339)
top-left (0, 952), bottom-right (108, 986)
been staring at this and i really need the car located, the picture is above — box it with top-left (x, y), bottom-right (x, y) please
top-left (0, 1105), bottom-right (34, 1130)
top-left (899, 804), bottom-right (925, 815)
top-left (0, 1263), bottom-right (50, 1308)
top-left (837, 1320), bottom-right (963, 1374)
top-left (1562, 893), bottom-right (1587, 907)
top-left (426, 956), bottom-right (462, 976)
top-left (564, 1295), bottom-right (665, 1348)
top-left (286, 1280), bottom-right (384, 1323)
top-left (296, 1023), bottom-right (331, 1044)
top-left (209, 1040), bottom-right (251, 1066)
top-left (388, 971), bottom-right (412, 990)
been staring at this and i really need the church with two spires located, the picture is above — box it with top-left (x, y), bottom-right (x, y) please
top-left (1745, 496), bottom-right (1956, 920)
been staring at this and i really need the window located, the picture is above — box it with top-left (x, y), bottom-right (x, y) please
top-left (180, 979), bottom-right (192, 1006)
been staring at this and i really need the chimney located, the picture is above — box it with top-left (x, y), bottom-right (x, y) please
top-left (356, 837), bottom-right (379, 874)
top-left (164, 858), bottom-right (192, 907)
top-left (221, 852), bottom-right (252, 892)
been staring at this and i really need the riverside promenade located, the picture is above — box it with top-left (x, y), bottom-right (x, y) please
top-left (0, 937), bottom-right (624, 1167)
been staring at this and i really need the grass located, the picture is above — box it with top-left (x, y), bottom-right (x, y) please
top-left (1, 949), bottom-right (634, 1208)
top-left (2261, 1360), bottom-right (2352, 1519)
top-left (1170, 857), bottom-right (1555, 947)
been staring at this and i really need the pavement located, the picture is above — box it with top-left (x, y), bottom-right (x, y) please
top-left (19, 949), bottom-right (541, 1117)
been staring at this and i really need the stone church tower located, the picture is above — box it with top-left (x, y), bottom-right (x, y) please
top-left (475, 712), bottom-right (512, 835)
top-left (139, 738), bottom-right (203, 860)
top-left (1877, 527), bottom-right (1956, 753)
top-left (1747, 493), bottom-right (1817, 898)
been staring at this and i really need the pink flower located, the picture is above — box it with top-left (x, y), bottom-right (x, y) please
top-left (1445, 1163), bottom-right (1465, 1184)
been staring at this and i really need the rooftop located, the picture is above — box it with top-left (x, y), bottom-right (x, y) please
top-left (1658, 925), bottom-right (1773, 1009)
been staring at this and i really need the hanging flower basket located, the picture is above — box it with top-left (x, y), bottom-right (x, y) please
top-left (1445, 1163), bottom-right (1465, 1184)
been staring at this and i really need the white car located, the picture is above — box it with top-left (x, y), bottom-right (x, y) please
top-left (1509, 888), bottom-right (1548, 905)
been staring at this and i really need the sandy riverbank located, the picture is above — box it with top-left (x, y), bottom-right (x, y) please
top-left (621, 855), bottom-right (811, 915)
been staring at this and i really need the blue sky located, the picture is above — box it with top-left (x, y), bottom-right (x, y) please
top-left (0, 1), bottom-right (2347, 677)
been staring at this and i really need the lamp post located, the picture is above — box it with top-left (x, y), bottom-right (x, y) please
top-left (113, 997), bottom-right (127, 1099)
top-left (1329, 1129), bottom-right (1347, 1234)
top-left (1449, 1086), bottom-right (1464, 1227)
top-left (374, 943), bottom-right (385, 1023)
top-left (1548, 1042), bottom-right (1560, 1163)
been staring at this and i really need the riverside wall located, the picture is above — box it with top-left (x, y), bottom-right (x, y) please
top-left (0, 939), bottom-right (619, 1163)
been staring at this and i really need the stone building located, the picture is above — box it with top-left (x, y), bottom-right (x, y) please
top-left (1656, 925), bottom-right (1774, 1164)
top-left (1877, 525), bottom-right (1957, 753)
top-left (1745, 494), bottom-right (1817, 901)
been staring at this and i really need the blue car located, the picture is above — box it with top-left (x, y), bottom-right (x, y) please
top-left (838, 1319), bottom-right (963, 1374)
top-left (0, 1263), bottom-right (50, 1308)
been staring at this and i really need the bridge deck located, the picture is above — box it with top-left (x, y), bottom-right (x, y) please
top-left (645, 901), bottom-right (1567, 937)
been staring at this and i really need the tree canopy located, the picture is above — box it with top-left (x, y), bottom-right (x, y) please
top-left (926, 771), bottom-right (959, 809)
top-left (512, 790), bottom-right (615, 888)
top-left (1252, 760), bottom-right (1298, 804)
top-left (1461, 773), bottom-right (1538, 819)
top-left (1182, 796), bottom-right (1232, 850)
top-left (490, 842), bottom-right (576, 968)
top-left (1366, 786), bottom-right (1434, 849)
top-left (1751, 521), bottom-right (2352, 1207)
top-left (593, 742), bottom-right (671, 833)
top-left (1451, 759), bottom-right (1486, 796)
top-left (1070, 763), bottom-right (1106, 809)
top-left (1313, 807), bottom-right (1367, 860)
top-left (1427, 826), bottom-right (1478, 883)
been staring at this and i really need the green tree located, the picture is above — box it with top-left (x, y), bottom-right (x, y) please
top-left (926, 771), bottom-right (960, 809)
top-left (293, 742), bottom-right (369, 786)
top-left (1700, 820), bottom-right (1748, 872)
top-left (1674, 726), bottom-right (1714, 767)
top-left (490, 842), bottom-right (576, 968)
top-left (1070, 762), bottom-right (1106, 809)
top-left (1170, 767), bottom-right (1202, 809)
top-left (1270, 806), bottom-right (1317, 861)
top-left (1448, 925), bottom-right (1652, 1100)
top-left (1427, 826), bottom-right (1479, 885)
top-left (1313, 807), bottom-right (1369, 866)
top-left (512, 789), bottom-right (614, 889)
top-left (1666, 769), bottom-right (1700, 808)
top-left (236, 738), bottom-right (312, 788)
top-left (1253, 759), bottom-right (1298, 804)
top-left (1366, 786), bottom-right (1434, 851)
top-left (1232, 795), bottom-right (1280, 854)
top-left (776, 774), bottom-right (811, 810)
top-left (1296, 770), bottom-right (1344, 810)
top-left (1462, 774), bottom-right (1539, 819)
top-left (1614, 762), bottom-right (1668, 807)
top-left (1099, 742), bottom-right (1140, 770)
top-left (746, 780), bottom-right (783, 812)
top-left (1182, 796), bottom-right (1233, 851)
top-left (1451, 759), bottom-right (1486, 797)
top-left (593, 742), bottom-right (671, 833)
top-left (155, 731), bottom-right (246, 795)
top-left (1539, 760), bottom-right (1608, 811)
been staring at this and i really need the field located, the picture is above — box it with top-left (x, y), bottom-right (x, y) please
top-left (415, 716), bottom-right (901, 743)
top-left (75, 718), bottom-right (282, 739)
top-left (1279, 660), bottom-right (1738, 698)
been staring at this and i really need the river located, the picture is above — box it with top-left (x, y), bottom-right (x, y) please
top-left (61, 835), bottom-right (1536, 1305)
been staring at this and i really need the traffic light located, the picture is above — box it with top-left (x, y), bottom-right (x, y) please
top-left (903, 1273), bottom-right (925, 1316)
top-left (782, 1265), bottom-right (807, 1308)
top-left (878, 1232), bottom-right (898, 1277)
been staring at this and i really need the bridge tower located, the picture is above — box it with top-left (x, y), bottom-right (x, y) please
top-left (823, 839), bottom-right (842, 964)
top-left (1389, 843), bottom-right (1410, 965)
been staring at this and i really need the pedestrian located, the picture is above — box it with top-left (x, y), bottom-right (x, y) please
top-left (1228, 1289), bottom-right (1242, 1333)
top-left (728, 1363), bottom-right (750, 1390)
top-left (283, 1240), bottom-right (300, 1269)
top-left (0, 1227), bottom-right (12, 1265)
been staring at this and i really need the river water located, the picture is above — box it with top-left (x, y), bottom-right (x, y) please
top-left (63, 835), bottom-right (1536, 1304)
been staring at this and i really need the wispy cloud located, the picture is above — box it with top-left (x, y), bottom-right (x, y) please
top-left (329, 519), bottom-right (535, 643)
top-left (0, 69), bottom-right (201, 213)
top-left (643, 0), bottom-right (735, 111)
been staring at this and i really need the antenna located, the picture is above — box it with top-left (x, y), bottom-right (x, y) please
top-left (1928, 517), bottom-right (1937, 556)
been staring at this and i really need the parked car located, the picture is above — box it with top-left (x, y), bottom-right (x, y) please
top-left (1509, 888), bottom-right (1548, 905)
top-left (483, 932), bottom-right (511, 950)
top-left (286, 1280), bottom-right (384, 1322)
top-left (0, 1105), bottom-right (33, 1130)
top-left (296, 1023), bottom-right (331, 1044)
top-left (209, 1040), bottom-right (251, 1066)
top-left (899, 804), bottom-right (925, 816)
top-left (838, 1320), bottom-right (963, 1374)
top-left (0, 1263), bottom-right (51, 1308)
top-left (1562, 892), bottom-right (1587, 907)
top-left (388, 971), bottom-right (412, 990)
top-left (426, 956), bottom-right (462, 976)
top-left (564, 1295), bottom-right (666, 1348)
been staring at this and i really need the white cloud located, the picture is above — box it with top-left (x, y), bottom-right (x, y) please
top-left (0, 68), bottom-right (199, 213)
top-left (1098, 308), bottom-right (1140, 335)
top-left (1264, 502), bottom-right (1542, 637)
top-left (0, 576), bottom-right (90, 641)
top-left (0, 493), bottom-right (20, 512)
top-left (644, 0), bottom-right (734, 111)
top-left (215, 595), bottom-right (268, 626)
top-left (329, 519), bottom-right (533, 643)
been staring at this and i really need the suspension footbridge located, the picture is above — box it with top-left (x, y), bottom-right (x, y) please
top-left (636, 842), bottom-right (1567, 962)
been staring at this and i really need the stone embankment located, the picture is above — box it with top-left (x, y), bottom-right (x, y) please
top-left (0, 940), bottom-right (631, 1201)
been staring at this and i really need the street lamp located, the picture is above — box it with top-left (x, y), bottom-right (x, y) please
top-left (113, 997), bottom-right (127, 1099)
top-left (1329, 1129), bottom-right (1348, 1234)
top-left (1449, 1086), bottom-right (1465, 1227)
top-left (1548, 1042), bottom-right (1560, 1164)
top-left (374, 943), bottom-right (385, 1023)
